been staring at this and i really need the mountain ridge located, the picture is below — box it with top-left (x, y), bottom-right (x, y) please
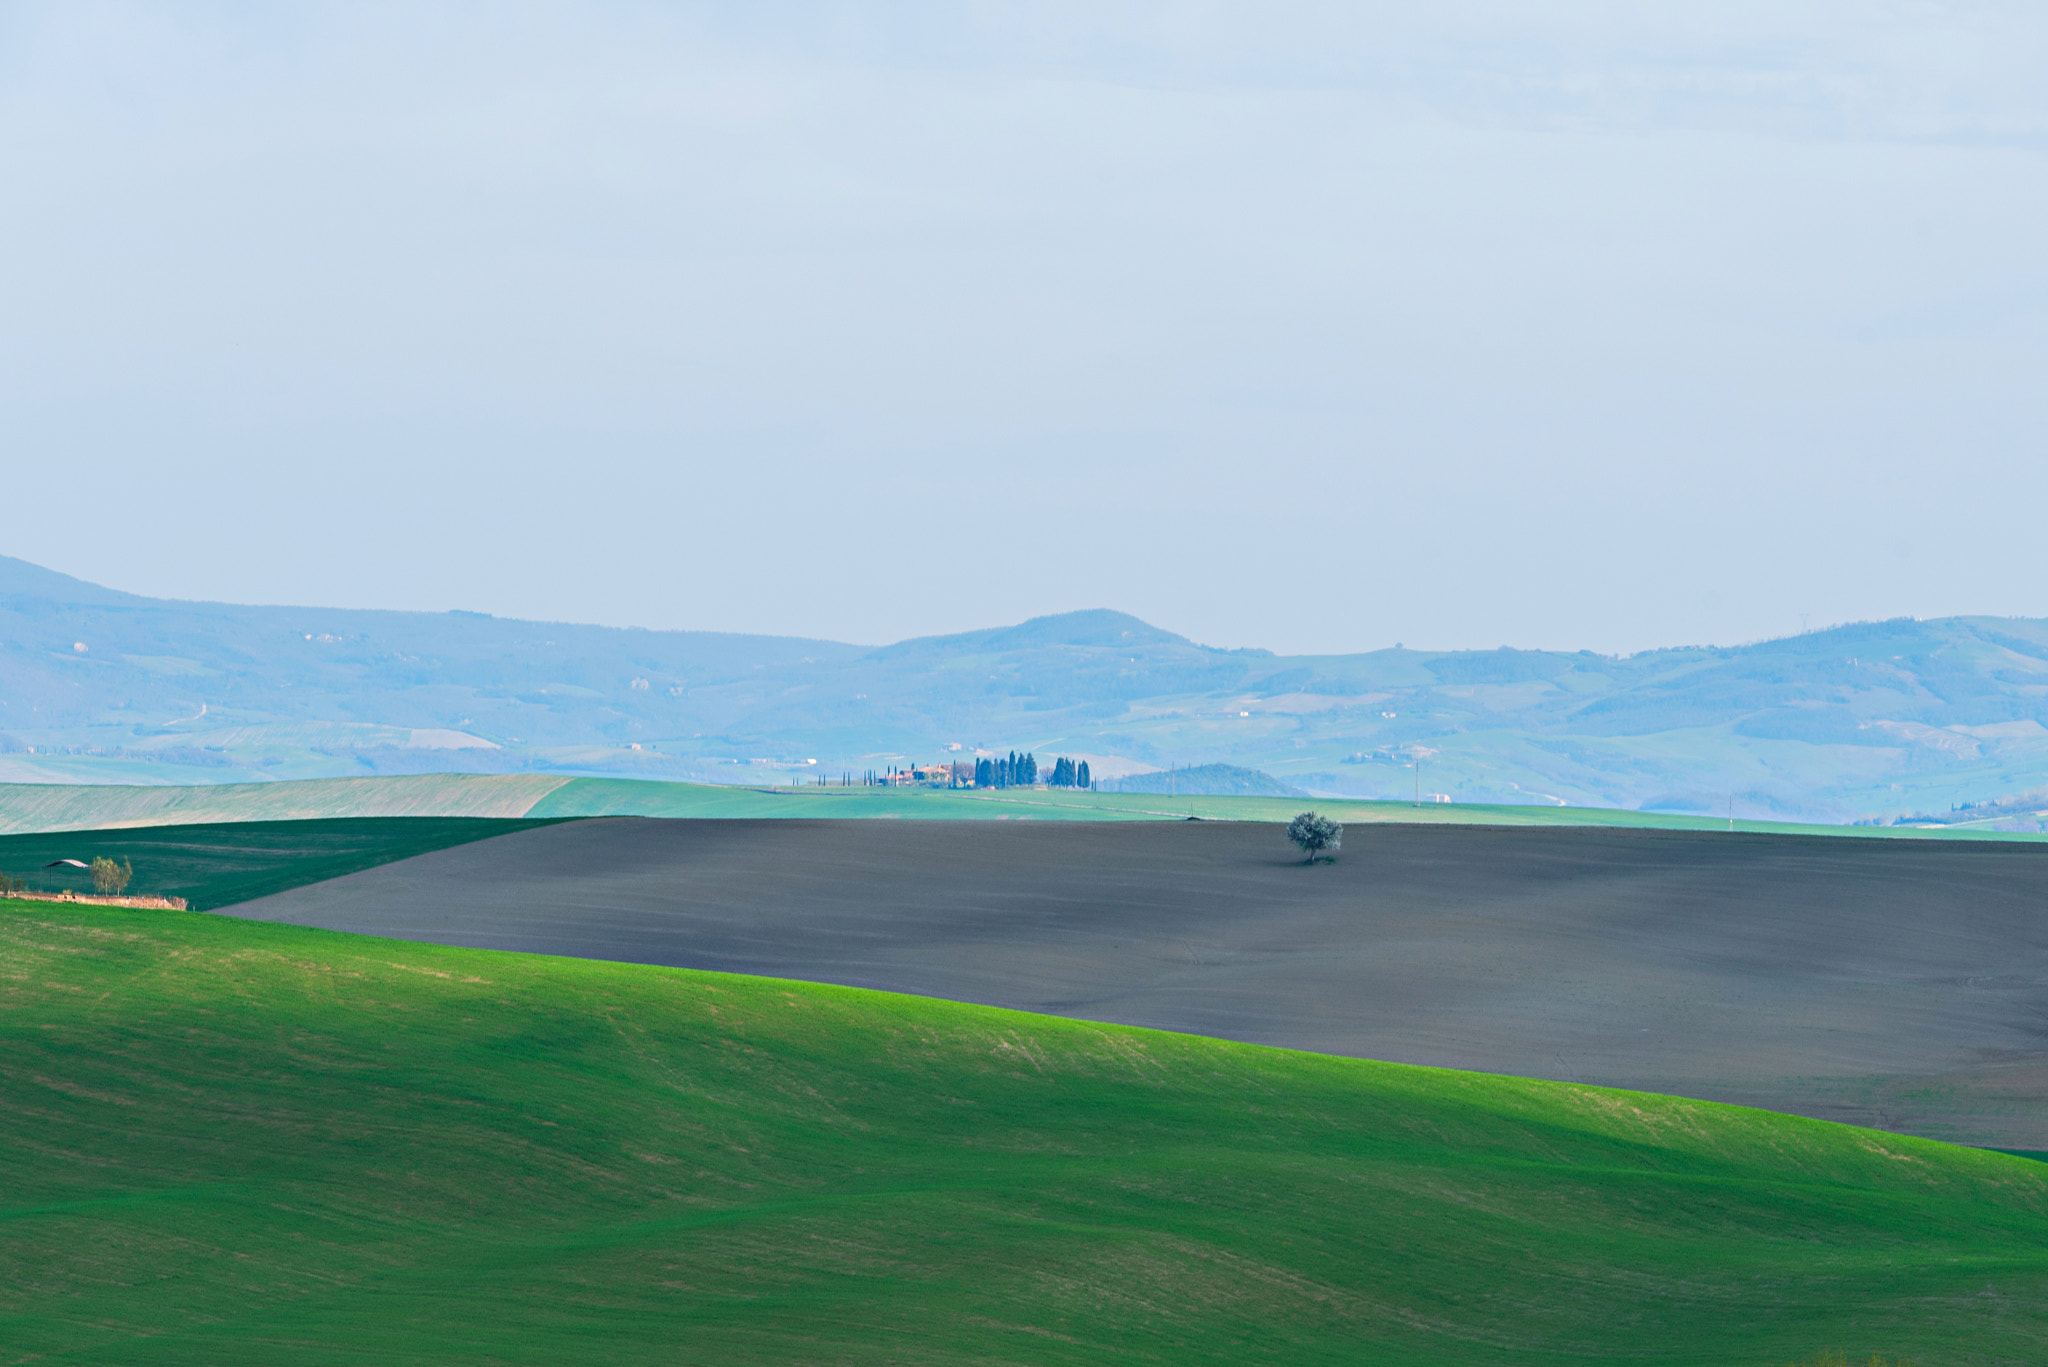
top-left (5, 555), bottom-right (2048, 822)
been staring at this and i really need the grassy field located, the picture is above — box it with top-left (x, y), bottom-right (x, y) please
top-left (0, 817), bottom-right (564, 910)
top-left (527, 776), bottom-right (1165, 821)
top-left (4, 899), bottom-right (2045, 1364)
top-left (6, 772), bottom-right (2041, 841)
top-left (0, 773), bottom-right (573, 835)
top-left (534, 777), bottom-right (2048, 841)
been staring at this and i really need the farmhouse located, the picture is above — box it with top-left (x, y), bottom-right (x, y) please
top-left (882, 763), bottom-right (962, 787)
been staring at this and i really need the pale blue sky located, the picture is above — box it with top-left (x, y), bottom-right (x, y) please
top-left (4, 2), bottom-right (2045, 653)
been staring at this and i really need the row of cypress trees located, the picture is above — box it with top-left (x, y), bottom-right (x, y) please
top-left (975, 752), bottom-right (1032, 788)
top-left (972, 752), bottom-right (1090, 789)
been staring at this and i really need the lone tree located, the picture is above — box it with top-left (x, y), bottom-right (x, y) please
top-left (1286, 812), bottom-right (1342, 864)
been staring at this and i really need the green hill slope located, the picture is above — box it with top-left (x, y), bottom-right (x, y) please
top-left (0, 816), bottom-right (566, 909)
top-left (0, 772), bottom-right (571, 834)
top-left (7, 773), bottom-right (2044, 842)
top-left (3, 901), bottom-right (2044, 1363)
top-left (1094, 762), bottom-right (1308, 797)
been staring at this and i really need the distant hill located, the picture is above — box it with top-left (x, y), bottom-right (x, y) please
top-left (7, 554), bottom-right (2048, 821)
top-left (1097, 764), bottom-right (1307, 798)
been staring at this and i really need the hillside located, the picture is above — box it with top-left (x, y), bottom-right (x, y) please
top-left (6, 773), bottom-right (2047, 839)
top-left (5, 897), bottom-right (2045, 1363)
top-left (0, 772), bottom-right (573, 833)
top-left (1097, 762), bottom-right (1308, 797)
top-left (225, 815), bottom-right (2048, 1148)
top-left (9, 555), bottom-right (2048, 820)
top-left (0, 816), bottom-right (563, 909)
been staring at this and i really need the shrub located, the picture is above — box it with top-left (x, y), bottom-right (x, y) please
top-left (0, 870), bottom-right (24, 896)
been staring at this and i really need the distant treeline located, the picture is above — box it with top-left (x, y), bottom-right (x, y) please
top-left (0, 737), bottom-right (234, 767)
top-left (974, 752), bottom-right (1090, 789)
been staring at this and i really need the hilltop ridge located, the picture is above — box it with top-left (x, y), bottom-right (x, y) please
top-left (5, 556), bottom-right (2048, 821)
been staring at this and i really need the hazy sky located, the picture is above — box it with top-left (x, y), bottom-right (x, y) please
top-left (4, 2), bottom-right (2045, 654)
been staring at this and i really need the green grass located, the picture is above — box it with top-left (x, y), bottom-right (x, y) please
top-left (0, 773), bottom-right (574, 835)
top-left (6, 773), bottom-right (2045, 841)
top-left (3, 901), bottom-right (2044, 1364)
top-left (528, 776), bottom-right (1170, 821)
top-left (536, 776), bottom-right (2048, 841)
top-left (0, 817), bottom-right (566, 910)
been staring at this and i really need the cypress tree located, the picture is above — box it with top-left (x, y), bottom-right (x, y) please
top-left (1077, 760), bottom-right (1090, 789)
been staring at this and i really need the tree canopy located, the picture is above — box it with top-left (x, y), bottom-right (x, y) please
top-left (1286, 812), bottom-right (1342, 864)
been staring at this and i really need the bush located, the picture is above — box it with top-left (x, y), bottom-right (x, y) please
top-left (90, 857), bottom-right (133, 896)
top-left (0, 870), bottom-right (24, 896)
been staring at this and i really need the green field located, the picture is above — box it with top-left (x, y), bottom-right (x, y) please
top-left (0, 817), bottom-right (565, 910)
top-left (0, 773), bottom-right (573, 835)
top-left (6, 773), bottom-right (2044, 842)
top-left (4, 899), bottom-right (2044, 1364)
top-left (536, 777), bottom-right (2048, 841)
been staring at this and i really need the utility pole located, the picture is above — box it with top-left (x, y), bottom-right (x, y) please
top-left (1414, 755), bottom-right (1421, 807)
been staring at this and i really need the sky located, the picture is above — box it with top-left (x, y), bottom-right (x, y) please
top-left (3, 2), bottom-right (2045, 655)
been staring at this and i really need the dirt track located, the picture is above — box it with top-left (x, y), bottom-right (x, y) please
top-left (222, 817), bottom-right (2048, 1146)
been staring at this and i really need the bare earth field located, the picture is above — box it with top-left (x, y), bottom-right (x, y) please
top-left (224, 818), bottom-right (2048, 1148)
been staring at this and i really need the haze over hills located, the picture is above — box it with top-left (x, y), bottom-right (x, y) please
top-left (6, 554), bottom-right (2048, 823)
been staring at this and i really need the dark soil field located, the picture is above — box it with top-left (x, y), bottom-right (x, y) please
top-left (224, 817), bottom-right (2048, 1148)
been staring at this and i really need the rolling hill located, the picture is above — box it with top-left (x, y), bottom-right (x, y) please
top-left (5, 895), bottom-right (2044, 1363)
top-left (0, 815), bottom-right (566, 909)
top-left (5, 772), bottom-right (2046, 839)
top-left (9, 554), bottom-right (2048, 821)
top-left (1096, 762), bottom-right (1310, 797)
top-left (220, 815), bottom-right (2048, 1149)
